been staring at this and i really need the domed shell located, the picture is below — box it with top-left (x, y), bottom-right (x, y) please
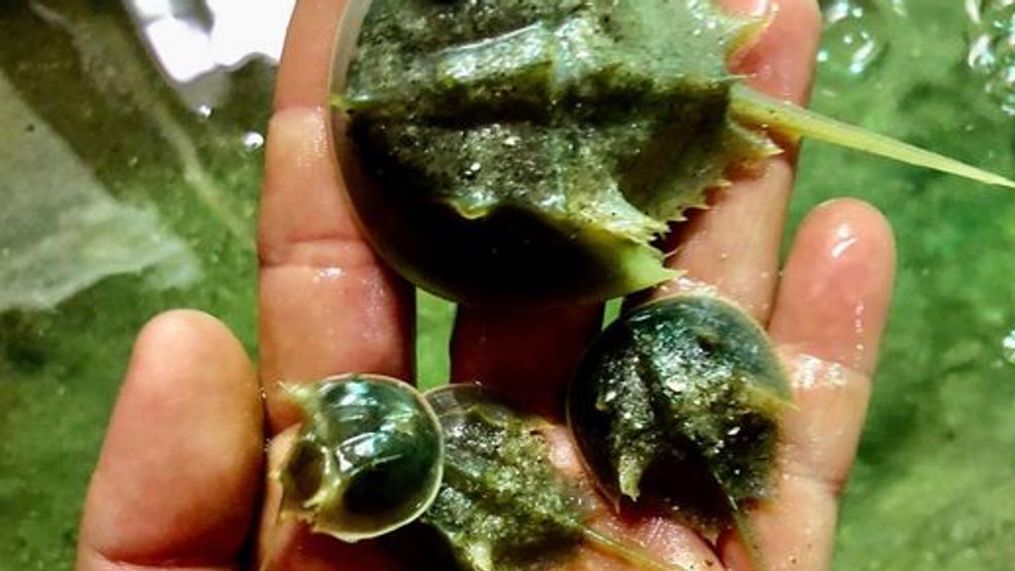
top-left (278, 374), bottom-right (444, 542)
top-left (567, 295), bottom-right (791, 527)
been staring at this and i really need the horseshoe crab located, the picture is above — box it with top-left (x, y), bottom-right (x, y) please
top-left (331, 0), bottom-right (1011, 307)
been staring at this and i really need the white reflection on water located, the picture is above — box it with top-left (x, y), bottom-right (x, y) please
top-left (243, 130), bottom-right (266, 151)
top-left (1004, 329), bottom-right (1015, 365)
top-left (29, 0), bottom-right (257, 249)
top-left (124, 0), bottom-right (296, 111)
top-left (965, 0), bottom-right (1015, 115)
top-left (817, 0), bottom-right (891, 78)
top-left (0, 72), bottom-right (200, 311)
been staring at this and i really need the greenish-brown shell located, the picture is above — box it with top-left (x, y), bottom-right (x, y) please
top-left (420, 385), bottom-right (587, 571)
top-left (278, 375), bottom-right (444, 542)
top-left (567, 295), bottom-right (791, 529)
top-left (337, 0), bottom-right (774, 306)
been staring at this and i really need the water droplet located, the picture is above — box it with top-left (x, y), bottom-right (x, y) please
top-left (461, 161), bottom-right (484, 181)
top-left (1003, 329), bottom-right (1015, 365)
top-left (966, 0), bottom-right (1015, 115)
top-left (242, 131), bottom-right (265, 151)
top-left (792, 354), bottom-right (848, 389)
top-left (313, 267), bottom-right (345, 283)
top-left (818, 0), bottom-right (891, 78)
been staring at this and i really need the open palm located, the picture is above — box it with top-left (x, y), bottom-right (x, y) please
top-left (75, 0), bottom-right (895, 569)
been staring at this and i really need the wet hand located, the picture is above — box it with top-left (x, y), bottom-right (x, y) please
top-left (76, 0), bottom-right (895, 569)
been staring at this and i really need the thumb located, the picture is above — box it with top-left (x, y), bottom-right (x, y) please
top-left (77, 310), bottom-right (263, 570)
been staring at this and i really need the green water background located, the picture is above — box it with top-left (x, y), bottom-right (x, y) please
top-left (1, 0), bottom-right (1013, 569)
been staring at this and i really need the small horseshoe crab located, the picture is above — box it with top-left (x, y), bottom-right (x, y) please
top-left (568, 294), bottom-right (791, 555)
top-left (277, 374), bottom-right (444, 542)
top-left (281, 380), bottom-right (698, 570)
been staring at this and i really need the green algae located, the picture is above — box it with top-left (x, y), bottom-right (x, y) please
top-left (804, 3), bottom-right (1015, 569)
top-left (0, 1), bottom-right (269, 567)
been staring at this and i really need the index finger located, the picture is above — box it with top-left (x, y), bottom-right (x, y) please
top-left (259, 0), bottom-right (414, 434)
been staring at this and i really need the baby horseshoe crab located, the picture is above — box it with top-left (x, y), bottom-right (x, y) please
top-left (280, 378), bottom-right (694, 570)
top-left (276, 374), bottom-right (444, 542)
top-left (568, 294), bottom-right (792, 555)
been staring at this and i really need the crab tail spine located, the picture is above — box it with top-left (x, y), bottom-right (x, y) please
top-left (581, 526), bottom-right (690, 571)
top-left (729, 84), bottom-right (1015, 190)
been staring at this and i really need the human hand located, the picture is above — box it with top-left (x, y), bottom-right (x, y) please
top-left (75, 0), bottom-right (895, 570)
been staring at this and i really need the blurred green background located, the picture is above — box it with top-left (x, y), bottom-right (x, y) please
top-left (1, 0), bottom-right (1013, 569)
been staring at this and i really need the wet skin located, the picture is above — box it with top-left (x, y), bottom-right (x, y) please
top-left (74, 1), bottom-right (896, 570)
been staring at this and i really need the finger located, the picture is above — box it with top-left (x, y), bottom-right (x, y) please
top-left (451, 305), bottom-right (604, 419)
top-left (768, 199), bottom-right (896, 376)
top-left (77, 311), bottom-right (262, 571)
top-left (719, 199), bottom-right (896, 570)
top-left (656, 0), bottom-right (822, 323)
top-left (259, 1), bottom-right (415, 566)
top-left (257, 431), bottom-right (405, 571)
top-left (260, 0), bottom-right (414, 434)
